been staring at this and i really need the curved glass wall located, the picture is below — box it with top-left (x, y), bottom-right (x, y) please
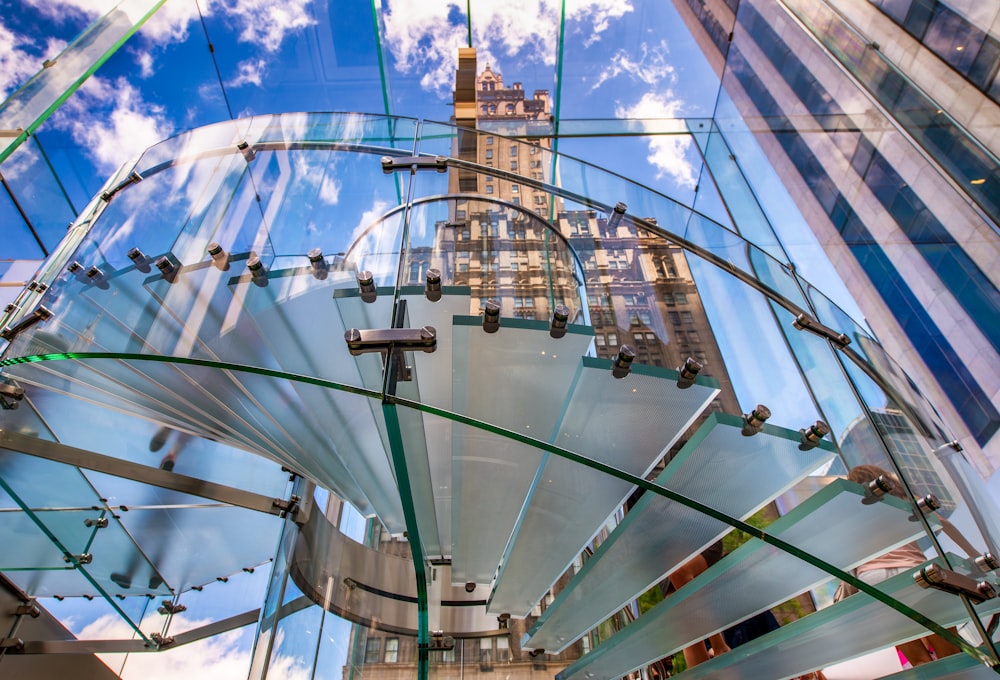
top-left (0, 113), bottom-right (998, 679)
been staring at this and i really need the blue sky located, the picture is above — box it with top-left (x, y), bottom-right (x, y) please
top-left (0, 0), bottom-right (730, 252)
top-left (0, 0), bottom-right (862, 321)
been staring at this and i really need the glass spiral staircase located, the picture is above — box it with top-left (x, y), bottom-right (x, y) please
top-left (0, 113), bottom-right (997, 679)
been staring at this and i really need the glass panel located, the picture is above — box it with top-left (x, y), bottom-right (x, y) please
top-left (524, 413), bottom-right (837, 654)
top-left (488, 358), bottom-right (720, 616)
top-left (446, 318), bottom-right (596, 584)
top-left (201, 2), bottom-right (390, 118)
top-left (0, 0), bottom-right (167, 163)
top-left (554, 478), bottom-right (940, 679)
top-left (109, 504), bottom-right (282, 592)
top-left (10, 388), bottom-right (288, 497)
top-left (172, 566), bottom-right (271, 633)
top-left (0, 135), bottom-right (78, 254)
top-left (623, 556), bottom-right (999, 680)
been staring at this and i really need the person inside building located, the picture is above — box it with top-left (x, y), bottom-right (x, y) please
top-left (846, 464), bottom-right (962, 666)
top-left (670, 540), bottom-right (732, 667)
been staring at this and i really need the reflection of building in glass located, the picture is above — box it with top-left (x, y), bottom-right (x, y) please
top-left (840, 409), bottom-right (956, 511)
top-left (672, 0), bottom-right (1000, 475)
top-left (362, 52), bottom-right (746, 679)
top-left (445, 49), bottom-right (739, 416)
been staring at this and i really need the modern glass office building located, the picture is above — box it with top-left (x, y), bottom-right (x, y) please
top-left (0, 2), bottom-right (998, 679)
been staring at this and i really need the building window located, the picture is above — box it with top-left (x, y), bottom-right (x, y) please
top-left (511, 184), bottom-right (519, 193)
top-left (506, 103), bottom-right (515, 114)
top-left (668, 311), bottom-right (681, 325)
top-left (497, 637), bottom-right (510, 664)
top-left (384, 638), bottom-right (399, 663)
top-left (480, 638), bottom-right (494, 669)
top-left (510, 160), bottom-right (518, 171)
top-left (486, 185), bottom-right (493, 194)
top-left (409, 261), bottom-right (425, 282)
top-left (485, 149), bottom-right (493, 160)
top-left (364, 638), bottom-right (380, 664)
top-left (486, 136), bottom-right (493, 145)
top-left (510, 145), bottom-right (518, 156)
top-left (486, 175), bottom-right (493, 183)
top-left (606, 332), bottom-right (618, 346)
top-left (630, 310), bottom-right (652, 326)
top-left (681, 311), bottom-right (694, 324)
top-left (514, 296), bottom-right (533, 308)
top-left (675, 292), bottom-right (688, 304)
top-left (658, 255), bottom-right (678, 278)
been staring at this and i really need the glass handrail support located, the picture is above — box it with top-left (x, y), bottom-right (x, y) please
top-left (525, 413), bottom-right (838, 653)
top-left (554, 478), bottom-right (939, 679)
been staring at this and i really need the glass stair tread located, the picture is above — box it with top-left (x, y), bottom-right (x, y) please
top-left (446, 316), bottom-right (597, 584)
top-left (553, 478), bottom-right (938, 679)
top-left (488, 358), bottom-right (722, 617)
top-left (568, 554), bottom-right (997, 680)
top-left (393, 291), bottom-right (478, 556)
top-left (524, 416), bottom-right (839, 653)
top-left (878, 651), bottom-right (994, 679)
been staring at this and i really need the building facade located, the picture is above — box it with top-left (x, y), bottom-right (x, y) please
top-left (673, 0), bottom-right (1000, 475)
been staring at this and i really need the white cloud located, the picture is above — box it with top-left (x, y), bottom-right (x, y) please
top-left (615, 92), bottom-right (697, 190)
top-left (228, 58), bottom-right (268, 88)
top-left (220, 0), bottom-right (316, 53)
top-left (78, 613), bottom-right (257, 680)
top-left (135, 50), bottom-right (155, 78)
top-left (54, 75), bottom-right (174, 174)
top-left (19, 0), bottom-right (316, 83)
top-left (319, 176), bottom-right (341, 205)
top-left (136, 1), bottom-right (201, 45)
top-left (590, 40), bottom-right (675, 92)
top-left (382, 0), bottom-right (633, 96)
